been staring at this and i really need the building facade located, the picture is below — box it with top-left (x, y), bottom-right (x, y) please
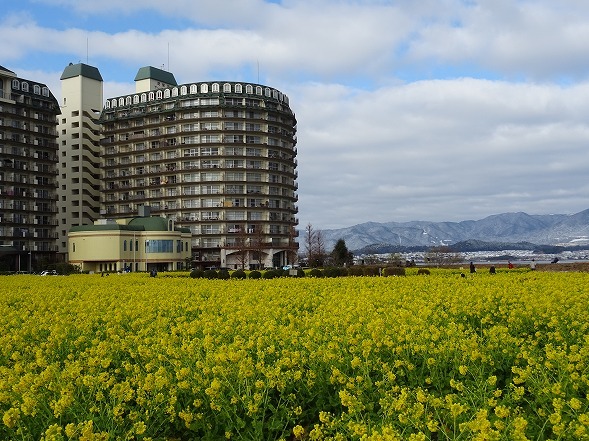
top-left (68, 208), bottom-right (191, 273)
top-left (57, 63), bottom-right (104, 260)
top-left (99, 67), bottom-right (299, 269)
top-left (0, 65), bottom-right (60, 272)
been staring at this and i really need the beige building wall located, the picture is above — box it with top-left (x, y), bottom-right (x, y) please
top-left (57, 63), bottom-right (103, 260)
top-left (69, 226), bottom-right (191, 273)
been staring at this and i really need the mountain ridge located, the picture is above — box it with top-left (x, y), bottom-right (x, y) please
top-left (319, 209), bottom-right (589, 252)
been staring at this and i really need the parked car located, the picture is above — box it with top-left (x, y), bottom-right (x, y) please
top-left (40, 270), bottom-right (58, 276)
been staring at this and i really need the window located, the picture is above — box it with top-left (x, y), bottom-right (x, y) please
top-left (190, 84), bottom-right (198, 94)
top-left (202, 211), bottom-right (220, 220)
top-left (21, 82), bottom-right (29, 92)
top-left (245, 84), bottom-right (253, 94)
top-left (226, 172), bottom-right (244, 181)
top-left (202, 185), bottom-right (220, 194)
top-left (123, 240), bottom-right (127, 251)
top-left (225, 147), bottom-right (243, 155)
top-left (201, 135), bottom-right (219, 143)
top-left (201, 225), bottom-right (220, 234)
top-left (223, 83), bottom-right (231, 93)
top-left (12, 79), bottom-right (19, 89)
top-left (200, 172), bottom-right (220, 181)
top-left (235, 84), bottom-right (243, 93)
top-left (200, 147), bottom-right (218, 156)
top-left (200, 84), bottom-right (208, 93)
top-left (145, 240), bottom-right (173, 253)
top-left (212, 83), bottom-right (219, 93)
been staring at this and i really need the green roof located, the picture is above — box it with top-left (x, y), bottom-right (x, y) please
top-left (61, 63), bottom-right (103, 81)
top-left (128, 216), bottom-right (170, 231)
top-left (134, 66), bottom-right (177, 86)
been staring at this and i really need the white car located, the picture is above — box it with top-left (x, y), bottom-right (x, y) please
top-left (40, 270), bottom-right (58, 276)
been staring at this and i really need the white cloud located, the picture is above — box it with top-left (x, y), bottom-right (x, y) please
top-left (6, 0), bottom-right (589, 230)
top-left (294, 79), bottom-right (589, 227)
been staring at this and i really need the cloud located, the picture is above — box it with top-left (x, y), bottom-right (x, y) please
top-left (6, 0), bottom-right (589, 230)
top-left (293, 78), bottom-right (589, 227)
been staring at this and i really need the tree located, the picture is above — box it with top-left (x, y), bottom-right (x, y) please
top-left (232, 225), bottom-right (249, 270)
top-left (305, 223), bottom-right (327, 267)
top-left (286, 226), bottom-right (299, 266)
top-left (304, 223), bottom-right (315, 264)
top-left (250, 224), bottom-right (266, 269)
top-left (331, 239), bottom-right (353, 267)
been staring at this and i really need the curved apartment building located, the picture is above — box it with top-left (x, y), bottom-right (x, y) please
top-left (99, 67), bottom-right (299, 270)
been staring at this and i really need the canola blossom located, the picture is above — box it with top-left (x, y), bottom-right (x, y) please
top-left (1, 271), bottom-right (589, 440)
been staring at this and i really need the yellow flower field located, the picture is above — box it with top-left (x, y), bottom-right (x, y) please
top-left (1, 271), bottom-right (589, 440)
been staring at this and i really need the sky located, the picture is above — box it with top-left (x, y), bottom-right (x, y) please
top-left (3, 0), bottom-right (589, 230)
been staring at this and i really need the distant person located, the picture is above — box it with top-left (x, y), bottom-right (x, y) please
top-left (489, 265), bottom-right (496, 274)
top-left (470, 262), bottom-right (476, 273)
top-left (508, 261), bottom-right (514, 269)
top-left (530, 259), bottom-right (536, 270)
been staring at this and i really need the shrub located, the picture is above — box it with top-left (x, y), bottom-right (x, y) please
top-left (248, 270), bottom-right (262, 279)
top-left (323, 267), bottom-right (339, 278)
top-left (383, 266), bottom-right (406, 276)
top-left (218, 269), bottom-right (230, 280)
top-left (324, 267), bottom-right (347, 277)
top-left (190, 269), bottom-right (204, 279)
top-left (417, 268), bottom-right (431, 275)
top-left (307, 268), bottom-right (323, 278)
top-left (295, 268), bottom-right (306, 277)
top-left (203, 269), bottom-right (218, 279)
top-left (231, 269), bottom-right (247, 279)
top-left (363, 266), bottom-right (380, 277)
top-left (348, 266), bottom-right (365, 276)
top-left (263, 270), bottom-right (278, 279)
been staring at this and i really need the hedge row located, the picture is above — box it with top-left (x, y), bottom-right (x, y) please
top-left (189, 266), bottom-right (422, 279)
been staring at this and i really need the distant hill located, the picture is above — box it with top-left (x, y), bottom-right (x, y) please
top-left (319, 209), bottom-right (589, 253)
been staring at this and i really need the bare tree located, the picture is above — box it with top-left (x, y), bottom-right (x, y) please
top-left (250, 224), bottom-right (266, 269)
top-left (286, 226), bottom-right (299, 266)
top-left (305, 223), bottom-right (327, 267)
top-left (304, 223), bottom-right (316, 265)
top-left (231, 225), bottom-right (248, 270)
top-left (314, 229), bottom-right (327, 267)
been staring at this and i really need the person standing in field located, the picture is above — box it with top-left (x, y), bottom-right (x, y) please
top-left (470, 262), bottom-right (476, 273)
top-left (530, 259), bottom-right (536, 270)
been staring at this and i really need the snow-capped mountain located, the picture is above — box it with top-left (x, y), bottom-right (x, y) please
top-left (319, 209), bottom-right (589, 252)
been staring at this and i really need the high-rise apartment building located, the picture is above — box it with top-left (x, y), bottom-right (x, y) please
top-left (0, 65), bottom-right (60, 271)
top-left (56, 63), bottom-right (103, 259)
top-left (99, 67), bottom-right (299, 269)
